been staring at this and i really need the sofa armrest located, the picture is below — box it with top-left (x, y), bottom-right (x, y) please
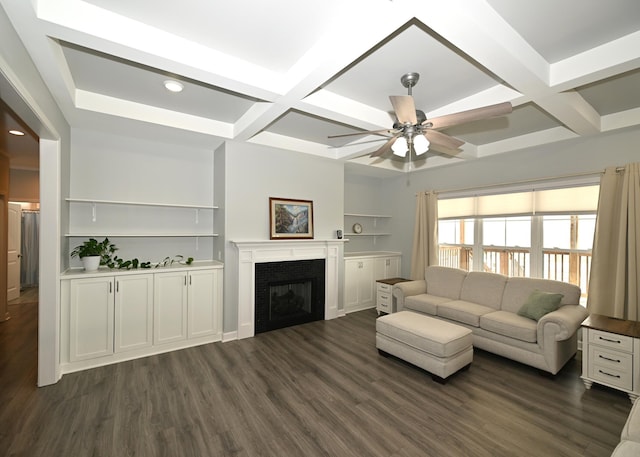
top-left (537, 305), bottom-right (589, 342)
top-left (393, 280), bottom-right (426, 311)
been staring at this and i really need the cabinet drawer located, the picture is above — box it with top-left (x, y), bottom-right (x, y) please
top-left (589, 360), bottom-right (633, 391)
top-left (377, 299), bottom-right (390, 312)
top-left (589, 329), bottom-right (634, 352)
top-left (377, 291), bottom-right (392, 306)
top-left (377, 282), bottom-right (392, 294)
top-left (589, 347), bottom-right (633, 372)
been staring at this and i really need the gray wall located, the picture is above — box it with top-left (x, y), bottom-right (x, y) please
top-left (68, 128), bottom-right (216, 267)
top-left (221, 141), bottom-right (345, 334)
top-left (343, 173), bottom-right (402, 255)
top-left (375, 128), bottom-right (640, 276)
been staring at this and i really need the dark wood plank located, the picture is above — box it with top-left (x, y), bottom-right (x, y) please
top-left (582, 313), bottom-right (640, 338)
top-left (0, 302), bottom-right (632, 457)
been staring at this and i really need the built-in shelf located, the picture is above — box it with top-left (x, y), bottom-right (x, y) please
top-left (66, 197), bottom-right (217, 210)
top-left (344, 213), bottom-right (391, 218)
top-left (348, 233), bottom-right (391, 236)
top-left (65, 233), bottom-right (218, 237)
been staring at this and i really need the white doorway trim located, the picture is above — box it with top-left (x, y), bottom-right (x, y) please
top-left (7, 202), bottom-right (21, 301)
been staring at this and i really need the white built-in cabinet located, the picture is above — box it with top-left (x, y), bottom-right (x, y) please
top-left (154, 269), bottom-right (220, 345)
top-left (61, 263), bottom-right (223, 374)
top-left (69, 273), bottom-right (154, 362)
top-left (115, 274), bottom-right (154, 353)
top-left (154, 271), bottom-right (188, 345)
top-left (69, 276), bottom-right (115, 362)
top-left (344, 257), bottom-right (375, 312)
top-left (187, 269), bottom-right (221, 339)
top-left (344, 252), bottom-right (401, 313)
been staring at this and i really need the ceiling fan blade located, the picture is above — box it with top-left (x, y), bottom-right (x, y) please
top-left (425, 130), bottom-right (465, 151)
top-left (426, 102), bottom-right (512, 130)
top-left (389, 95), bottom-right (417, 124)
top-left (370, 133), bottom-right (401, 158)
top-left (328, 129), bottom-right (394, 139)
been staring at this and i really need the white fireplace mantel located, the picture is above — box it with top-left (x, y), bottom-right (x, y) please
top-left (232, 239), bottom-right (343, 339)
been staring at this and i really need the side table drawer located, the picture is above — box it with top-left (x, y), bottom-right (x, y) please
top-left (377, 282), bottom-right (392, 294)
top-left (589, 329), bottom-right (634, 352)
top-left (590, 346), bottom-right (633, 372)
top-left (589, 361), bottom-right (633, 391)
top-left (377, 291), bottom-right (392, 312)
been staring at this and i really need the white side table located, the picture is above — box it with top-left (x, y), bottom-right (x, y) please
top-left (581, 314), bottom-right (640, 403)
top-left (376, 277), bottom-right (410, 315)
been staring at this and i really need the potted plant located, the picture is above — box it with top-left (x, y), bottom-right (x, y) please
top-left (70, 237), bottom-right (117, 271)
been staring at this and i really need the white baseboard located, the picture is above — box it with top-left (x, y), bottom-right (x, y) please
top-left (222, 330), bottom-right (238, 342)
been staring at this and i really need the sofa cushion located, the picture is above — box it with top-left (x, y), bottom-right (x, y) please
top-left (621, 397), bottom-right (640, 442)
top-left (425, 266), bottom-right (467, 300)
top-left (480, 310), bottom-right (538, 343)
top-left (501, 277), bottom-right (581, 314)
top-left (405, 294), bottom-right (452, 315)
top-left (517, 290), bottom-right (564, 321)
top-left (611, 440), bottom-right (640, 457)
top-left (459, 272), bottom-right (507, 309)
top-left (437, 300), bottom-right (496, 327)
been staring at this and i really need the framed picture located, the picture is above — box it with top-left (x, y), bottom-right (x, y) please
top-left (269, 197), bottom-right (314, 239)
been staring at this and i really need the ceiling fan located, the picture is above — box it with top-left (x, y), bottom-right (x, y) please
top-left (329, 72), bottom-right (512, 159)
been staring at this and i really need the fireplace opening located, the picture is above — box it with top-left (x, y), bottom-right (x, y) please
top-left (255, 259), bottom-right (325, 334)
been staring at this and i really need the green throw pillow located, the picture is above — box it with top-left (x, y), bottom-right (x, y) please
top-left (517, 290), bottom-right (564, 321)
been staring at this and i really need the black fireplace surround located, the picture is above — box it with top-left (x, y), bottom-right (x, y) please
top-left (254, 259), bottom-right (325, 334)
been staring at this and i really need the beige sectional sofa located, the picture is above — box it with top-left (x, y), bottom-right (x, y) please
top-left (393, 266), bottom-right (589, 375)
top-left (612, 398), bottom-right (640, 456)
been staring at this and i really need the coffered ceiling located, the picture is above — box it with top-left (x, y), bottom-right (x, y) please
top-left (2, 0), bottom-right (639, 176)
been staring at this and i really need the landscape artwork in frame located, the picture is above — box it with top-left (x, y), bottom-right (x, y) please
top-left (269, 197), bottom-right (314, 239)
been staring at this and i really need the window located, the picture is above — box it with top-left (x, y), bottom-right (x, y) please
top-left (438, 219), bottom-right (474, 271)
top-left (482, 216), bottom-right (531, 277)
top-left (542, 215), bottom-right (595, 298)
top-left (437, 184), bottom-right (599, 303)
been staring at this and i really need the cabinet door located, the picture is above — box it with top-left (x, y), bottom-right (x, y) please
top-left (69, 277), bottom-right (114, 362)
top-left (188, 269), bottom-right (221, 338)
top-left (115, 274), bottom-right (154, 352)
top-left (344, 259), bottom-right (361, 311)
top-left (374, 256), bottom-right (401, 281)
top-left (154, 271), bottom-right (188, 344)
top-left (359, 259), bottom-right (375, 308)
top-left (386, 256), bottom-right (401, 277)
top-left (344, 258), bottom-right (374, 312)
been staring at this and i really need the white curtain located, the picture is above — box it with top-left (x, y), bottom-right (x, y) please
top-left (587, 163), bottom-right (640, 319)
top-left (410, 191), bottom-right (439, 280)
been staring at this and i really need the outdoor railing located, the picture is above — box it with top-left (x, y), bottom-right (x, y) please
top-left (542, 249), bottom-right (591, 296)
top-left (439, 245), bottom-right (591, 299)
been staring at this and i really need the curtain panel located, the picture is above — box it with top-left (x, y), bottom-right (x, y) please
top-left (20, 210), bottom-right (39, 287)
top-left (587, 163), bottom-right (640, 319)
top-left (410, 191), bottom-right (438, 280)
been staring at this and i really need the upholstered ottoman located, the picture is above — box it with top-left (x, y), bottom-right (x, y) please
top-left (376, 311), bottom-right (473, 382)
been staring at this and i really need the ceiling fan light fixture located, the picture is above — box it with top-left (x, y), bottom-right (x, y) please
top-left (391, 136), bottom-right (408, 157)
top-left (413, 134), bottom-right (430, 155)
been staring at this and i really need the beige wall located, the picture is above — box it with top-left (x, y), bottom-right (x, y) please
top-left (9, 168), bottom-right (39, 202)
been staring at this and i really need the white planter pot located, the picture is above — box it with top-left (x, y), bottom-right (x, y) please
top-left (82, 256), bottom-right (101, 272)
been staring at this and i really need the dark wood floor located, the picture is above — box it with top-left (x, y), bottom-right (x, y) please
top-left (0, 296), bottom-right (632, 457)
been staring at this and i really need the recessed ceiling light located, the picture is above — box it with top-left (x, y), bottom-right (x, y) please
top-left (164, 80), bottom-right (184, 93)
top-left (9, 129), bottom-right (25, 136)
